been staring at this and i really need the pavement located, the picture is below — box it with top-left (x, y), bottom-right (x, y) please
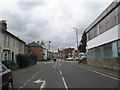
top-left (12, 60), bottom-right (120, 90)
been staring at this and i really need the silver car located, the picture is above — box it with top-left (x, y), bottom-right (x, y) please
top-left (0, 62), bottom-right (13, 90)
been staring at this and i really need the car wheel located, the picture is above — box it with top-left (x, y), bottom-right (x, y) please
top-left (7, 81), bottom-right (13, 90)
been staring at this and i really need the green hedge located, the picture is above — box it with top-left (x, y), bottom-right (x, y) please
top-left (17, 54), bottom-right (37, 68)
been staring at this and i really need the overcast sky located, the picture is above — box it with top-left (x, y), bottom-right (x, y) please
top-left (0, 0), bottom-right (113, 51)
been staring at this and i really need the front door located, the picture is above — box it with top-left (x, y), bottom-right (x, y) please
top-left (12, 52), bottom-right (14, 62)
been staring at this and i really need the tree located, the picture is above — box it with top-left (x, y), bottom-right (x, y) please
top-left (78, 31), bottom-right (87, 52)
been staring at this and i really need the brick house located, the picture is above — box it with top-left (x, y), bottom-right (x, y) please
top-left (28, 42), bottom-right (43, 61)
top-left (63, 47), bottom-right (75, 59)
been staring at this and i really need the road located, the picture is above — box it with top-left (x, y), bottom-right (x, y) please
top-left (12, 60), bottom-right (119, 90)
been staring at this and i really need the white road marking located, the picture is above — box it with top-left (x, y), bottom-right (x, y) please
top-left (28, 79), bottom-right (31, 82)
top-left (35, 74), bottom-right (37, 76)
top-left (19, 87), bottom-right (22, 88)
top-left (34, 79), bottom-right (46, 90)
top-left (58, 66), bottom-right (68, 90)
top-left (59, 63), bottom-right (61, 66)
top-left (23, 83), bottom-right (27, 86)
top-left (40, 80), bottom-right (46, 90)
top-left (62, 77), bottom-right (68, 90)
top-left (55, 62), bottom-right (57, 66)
top-left (18, 64), bottom-right (46, 90)
top-left (53, 66), bottom-right (56, 68)
top-left (59, 70), bottom-right (62, 75)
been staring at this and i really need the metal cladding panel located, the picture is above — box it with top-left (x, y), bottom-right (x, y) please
top-left (87, 24), bottom-right (119, 49)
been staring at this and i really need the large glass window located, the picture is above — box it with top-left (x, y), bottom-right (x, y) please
top-left (112, 41), bottom-right (118, 57)
top-left (88, 40), bottom-right (120, 58)
top-left (95, 46), bottom-right (101, 58)
top-left (103, 43), bottom-right (112, 58)
top-left (118, 40), bottom-right (120, 57)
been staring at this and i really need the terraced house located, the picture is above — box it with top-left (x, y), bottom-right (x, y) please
top-left (85, 1), bottom-right (120, 70)
top-left (0, 20), bottom-right (25, 63)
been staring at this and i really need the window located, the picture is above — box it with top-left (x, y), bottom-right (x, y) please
top-left (87, 31), bottom-right (91, 41)
top-left (118, 40), bottom-right (120, 57)
top-left (109, 10), bottom-right (116, 28)
top-left (102, 43), bottom-right (112, 58)
top-left (4, 35), bottom-right (7, 46)
top-left (89, 29), bottom-right (94, 40)
top-left (93, 26), bottom-right (97, 37)
top-left (106, 14), bottom-right (111, 30)
top-left (112, 41), bottom-right (118, 57)
top-left (4, 35), bottom-right (10, 47)
top-left (95, 46), bottom-right (102, 58)
top-left (99, 19), bottom-right (106, 34)
top-left (3, 50), bottom-right (11, 61)
top-left (8, 36), bottom-right (10, 46)
top-left (96, 24), bottom-right (100, 35)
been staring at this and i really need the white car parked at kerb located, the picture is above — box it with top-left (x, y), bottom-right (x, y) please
top-left (79, 53), bottom-right (86, 60)
top-left (66, 57), bottom-right (74, 61)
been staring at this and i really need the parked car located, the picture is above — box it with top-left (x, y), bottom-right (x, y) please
top-left (75, 57), bottom-right (79, 60)
top-left (79, 53), bottom-right (86, 60)
top-left (66, 57), bottom-right (74, 61)
top-left (0, 62), bottom-right (13, 90)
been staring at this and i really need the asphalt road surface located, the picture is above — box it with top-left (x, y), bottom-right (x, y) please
top-left (12, 60), bottom-right (119, 90)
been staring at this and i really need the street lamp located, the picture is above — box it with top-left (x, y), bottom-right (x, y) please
top-left (71, 27), bottom-right (79, 51)
top-left (48, 41), bottom-right (51, 60)
top-left (49, 41), bottom-right (51, 52)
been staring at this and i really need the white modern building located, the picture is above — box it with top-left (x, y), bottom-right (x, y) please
top-left (0, 20), bottom-right (25, 63)
top-left (85, 1), bottom-right (120, 70)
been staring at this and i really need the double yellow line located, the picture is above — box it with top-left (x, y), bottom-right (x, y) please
top-left (79, 66), bottom-right (120, 81)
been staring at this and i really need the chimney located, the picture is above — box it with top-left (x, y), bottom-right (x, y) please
top-left (37, 41), bottom-right (40, 44)
top-left (0, 20), bottom-right (7, 31)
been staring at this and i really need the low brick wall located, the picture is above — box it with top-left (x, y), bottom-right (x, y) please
top-left (87, 58), bottom-right (120, 71)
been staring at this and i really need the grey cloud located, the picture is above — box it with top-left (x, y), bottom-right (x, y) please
top-left (1, 11), bottom-right (28, 32)
top-left (0, 1), bottom-right (113, 51)
top-left (17, 2), bottom-right (44, 10)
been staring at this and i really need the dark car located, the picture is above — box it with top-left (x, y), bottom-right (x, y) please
top-left (0, 62), bottom-right (13, 90)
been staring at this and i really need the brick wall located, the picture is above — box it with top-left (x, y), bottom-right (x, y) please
top-left (30, 47), bottom-right (43, 60)
top-left (87, 58), bottom-right (120, 71)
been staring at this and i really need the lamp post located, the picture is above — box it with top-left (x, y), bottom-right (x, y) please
top-left (48, 41), bottom-right (51, 60)
top-left (71, 27), bottom-right (79, 57)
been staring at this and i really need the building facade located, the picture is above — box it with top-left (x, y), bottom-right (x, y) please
top-left (85, 2), bottom-right (120, 70)
top-left (63, 47), bottom-right (75, 59)
top-left (0, 20), bottom-right (25, 63)
top-left (28, 42), bottom-right (44, 61)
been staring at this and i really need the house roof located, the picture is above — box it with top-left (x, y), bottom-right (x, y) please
top-left (3, 30), bottom-right (26, 44)
top-left (0, 20), bottom-right (26, 44)
top-left (28, 42), bottom-right (43, 48)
